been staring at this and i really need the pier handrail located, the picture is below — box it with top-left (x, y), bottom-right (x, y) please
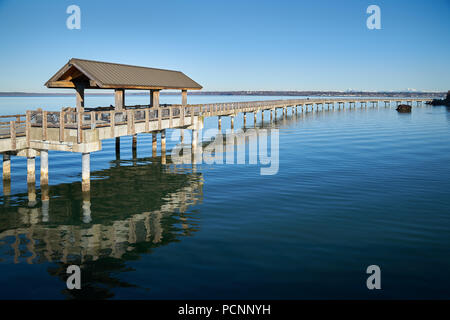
top-left (0, 97), bottom-right (433, 143)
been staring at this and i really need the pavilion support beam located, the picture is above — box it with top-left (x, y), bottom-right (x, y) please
top-left (181, 90), bottom-right (188, 105)
top-left (150, 89), bottom-right (160, 108)
top-left (82, 153), bottom-right (90, 193)
top-left (75, 84), bottom-right (85, 112)
top-left (115, 89), bottom-right (125, 110)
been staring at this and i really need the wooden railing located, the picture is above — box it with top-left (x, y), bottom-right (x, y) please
top-left (0, 98), bottom-right (433, 147)
top-left (0, 115), bottom-right (27, 149)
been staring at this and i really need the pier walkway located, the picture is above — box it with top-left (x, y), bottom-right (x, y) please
top-left (0, 58), bottom-right (433, 199)
top-left (0, 97), bottom-right (432, 194)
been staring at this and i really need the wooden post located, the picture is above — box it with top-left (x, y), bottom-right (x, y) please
top-left (145, 108), bottom-right (149, 132)
top-left (82, 152), bottom-right (90, 193)
top-left (181, 89), bottom-right (187, 105)
top-left (150, 90), bottom-right (160, 108)
top-left (40, 149), bottom-right (49, 192)
top-left (152, 132), bottom-right (157, 157)
top-left (10, 121), bottom-right (16, 150)
top-left (158, 107), bottom-right (162, 130)
top-left (26, 111), bottom-right (31, 147)
top-left (115, 137), bottom-right (120, 160)
top-left (127, 110), bottom-right (132, 135)
top-left (218, 116), bottom-right (221, 130)
top-left (110, 111), bottom-right (115, 137)
top-left (77, 112), bottom-right (82, 143)
top-left (115, 89), bottom-right (125, 110)
top-left (2, 153), bottom-right (11, 182)
top-left (132, 134), bottom-right (137, 156)
top-left (42, 111), bottom-right (47, 140)
top-left (75, 83), bottom-right (85, 112)
top-left (191, 129), bottom-right (197, 151)
top-left (90, 111), bottom-right (96, 129)
top-left (27, 156), bottom-right (36, 205)
top-left (59, 110), bottom-right (65, 142)
top-left (161, 130), bottom-right (166, 154)
top-left (181, 105), bottom-right (185, 126)
top-left (230, 116), bottom-right (234, 130)
top-left (27, 157), bottom-right (35, 185)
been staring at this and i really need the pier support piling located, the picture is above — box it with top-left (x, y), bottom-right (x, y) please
top-left (40, 150), bottom-right (49, 201)
top-left (82, 152), bottom-right (90, 193)
top-left (27, 156), bottom-right (35, 185)
top-left (218, 116), bottom-right (222, 131)
top-left (2, 153), bottom-right (11, 182)
top-left (40, 150), bottom-right (48, 188)
top-left (132, 134), bottom-right (137, 153)
top-left (152, 132), bottom-right (157, 157)
top-left (2, 154), bottom-right (11, 196)
top-left (161, 130), bottom-right (166, 153)
top-left (115, 137), bottom-right (120, 160)
top-left (230, 116), bottom-right (234, 130)
top-left (191, 129), bottom-right (198, 151)
top-left (161, 130), bottom-right (166, 165)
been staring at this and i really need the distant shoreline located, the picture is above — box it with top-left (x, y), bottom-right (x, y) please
top-left (0, 91), bottom-right (445, 98)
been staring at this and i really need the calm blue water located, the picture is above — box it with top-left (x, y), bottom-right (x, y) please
top-left (0, 95), bottom-right (449, 299)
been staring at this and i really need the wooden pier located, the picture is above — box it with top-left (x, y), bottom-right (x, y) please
top-left (0, 58), bottom-right (433, 199)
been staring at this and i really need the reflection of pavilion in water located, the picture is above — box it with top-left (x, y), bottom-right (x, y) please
top-left (0, 157), bottom-right (203, 265)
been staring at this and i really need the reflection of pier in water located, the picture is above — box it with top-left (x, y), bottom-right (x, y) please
top-left (0, 159), bottom-right (203, 265)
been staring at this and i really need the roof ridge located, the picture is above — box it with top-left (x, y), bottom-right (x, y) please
top-left (70, 58), bottom-right (184, 74)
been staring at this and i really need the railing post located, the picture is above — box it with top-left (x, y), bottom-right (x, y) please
top-left (169, 107), bottom-right (173, 127)
top-left (145, 108), bottom-right (149, 132)
top-left (90, 111), bottom-right (96, 129)
top-left (181, 105), bottom-right (185, 126)
top-left (131, 110), bottom-right (135, 135)
top-left (77, 112), bottom-right (82, 143)
top-left (127, 110), bottom-right (132, 135)
top-left (10, 121), bottom-right (16, 150)
top-left (26, 111), bottom-right (31, 147)
top-left (59, 110), bottom-right (65, 142)
top-left (158, 107), bottom-right (162, 130)
top-left (42, 110), bottom-right (47, 140)
top-left (110, 110), bottom-right (115, 137)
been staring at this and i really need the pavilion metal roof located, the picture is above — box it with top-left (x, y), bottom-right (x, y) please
top-left (45, 58), bottom-right (202, 90)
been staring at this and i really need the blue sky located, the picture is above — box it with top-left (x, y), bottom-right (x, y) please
top-left (0, 0), bottom-right (449, 92)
